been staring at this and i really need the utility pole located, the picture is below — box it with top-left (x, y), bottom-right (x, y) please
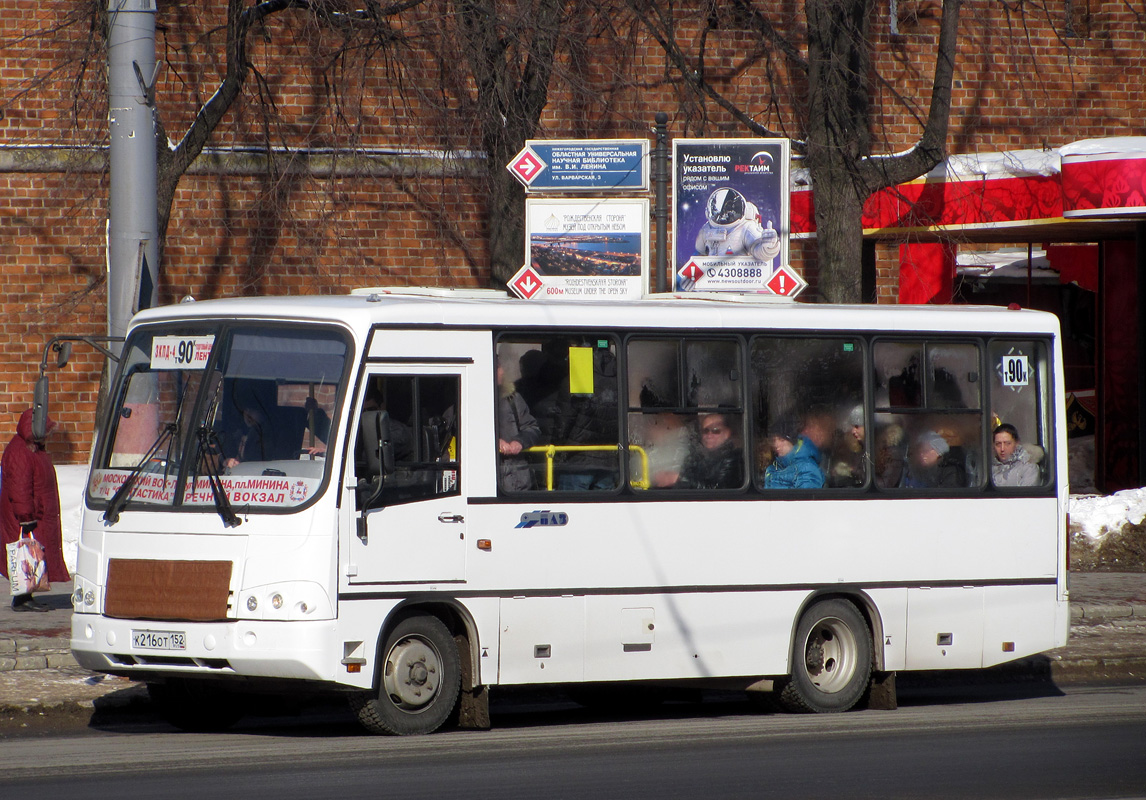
top-left (107, 0), bottom-right (159, 345)
top-left (653, 112), bottom-right (669, 293)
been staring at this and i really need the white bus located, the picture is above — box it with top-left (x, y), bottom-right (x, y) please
top-left (68, 288), bottom-right (1069, 734)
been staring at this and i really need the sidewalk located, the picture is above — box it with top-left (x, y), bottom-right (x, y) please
top-left (2, 574), bottom-right (1145, 716)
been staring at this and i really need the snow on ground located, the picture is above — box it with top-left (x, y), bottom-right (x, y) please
top-left (50, 463), bottom-right (1146, 574)
top-left (1068, 488), bottom-right (1146, 543)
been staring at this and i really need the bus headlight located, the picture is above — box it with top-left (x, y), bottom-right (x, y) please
top-left (71, 577), bottom-right (99, 610)
top-left (238, 581), bottom-right (332, 620)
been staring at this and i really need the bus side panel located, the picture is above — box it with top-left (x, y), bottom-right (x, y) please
top-left (905, 586), bottom-right (986, 670)
top-left (498, 596), bottom-right (586, 684)
top-left (981, 584), bottom-right (1063, 668)
top-left (582, 591), bottom-right (810, 682)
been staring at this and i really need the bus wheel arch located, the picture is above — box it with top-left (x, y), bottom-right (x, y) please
top-left (778, 594), bottom-right (874, 714)
top-left (351, 609), bottom-right (462, 735)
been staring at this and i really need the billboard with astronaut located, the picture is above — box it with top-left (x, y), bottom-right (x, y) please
top-left (672, 139), bottom-right (790, 292)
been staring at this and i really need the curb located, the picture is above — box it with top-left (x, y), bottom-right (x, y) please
top-left (1071, 603), bottom-right (1146, 622)
top-left (0, 634), bottom-right (78, 672)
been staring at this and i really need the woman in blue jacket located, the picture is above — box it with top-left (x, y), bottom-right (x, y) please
top-left (763, 415), bottom-right (825, 489)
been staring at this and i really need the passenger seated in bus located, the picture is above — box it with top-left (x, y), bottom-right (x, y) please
top-left (901, 430), bottom-right (965, 488)
top-left (992, 423), bottom-right (1040, 487)
top-left (497, 359), bottom-right (541, 492)
top-left (829, 404), bottom-right (867, 487)
top-left (638, 413), bottom-right (691, 487)
top-left (762, 415), bottom-right (825, 489)
top-left (675, 413), bottom-right (744, 490)
top-left (800, 406), bottom-right (837, 471)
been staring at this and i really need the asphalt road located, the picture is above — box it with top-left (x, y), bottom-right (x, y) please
top-left (2, 681), bottom-right (1144, 799)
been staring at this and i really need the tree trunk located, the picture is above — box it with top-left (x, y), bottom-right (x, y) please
top-left (810, 175), bottom-right (865, 304)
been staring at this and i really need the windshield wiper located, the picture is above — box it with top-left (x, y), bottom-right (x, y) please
top-left (102, 422), bottom-right (177, 525)
top-left (195, 425), bottom-right (242, 528)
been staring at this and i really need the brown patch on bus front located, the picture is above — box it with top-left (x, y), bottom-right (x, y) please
top-left (104, 559), bottom-right (232, 620)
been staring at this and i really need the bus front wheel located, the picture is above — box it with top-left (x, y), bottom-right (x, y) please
top-left (351, 614), bottom-right (461, 735)
top-left (778, 598), bottom-right (872, 713)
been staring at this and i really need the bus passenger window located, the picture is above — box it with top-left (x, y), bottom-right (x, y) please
top-left (496, 335), bottom-right (620, 492)
top-left (355, 375), bottom-right (459, 509)
top-left (874, 340), bottom-right (983, 490)
top-left (988, 340), bottom-right (1052, 488)
top-left (627, 336), bottom-right (745, 492)
top-left (750, 337), bottom-right (864, 490)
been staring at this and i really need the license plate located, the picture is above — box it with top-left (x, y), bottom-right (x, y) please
top-left (132, 629), bottom-right (187, 651)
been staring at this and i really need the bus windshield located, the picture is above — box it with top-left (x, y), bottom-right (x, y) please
top-left (89, 323), bottom-right (350, 515)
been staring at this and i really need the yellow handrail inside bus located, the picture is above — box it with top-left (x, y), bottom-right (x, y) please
top-left (523, 444), bottom-right (650, 491)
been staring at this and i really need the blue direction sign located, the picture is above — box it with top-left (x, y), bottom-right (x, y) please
top-left (507, 139), bottom-right (649, 192)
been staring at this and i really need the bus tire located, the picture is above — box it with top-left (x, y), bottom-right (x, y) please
top-left (147, 679), bottom-right (245, 732)
top-left (778, 598), bottom-right (872, 714)
top-left (351, 614), bottom-right (461, 735)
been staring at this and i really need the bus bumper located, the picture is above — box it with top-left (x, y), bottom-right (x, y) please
top-left (70, 612), bottom-right (373, 689)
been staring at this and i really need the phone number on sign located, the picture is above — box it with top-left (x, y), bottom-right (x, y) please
top-left (707, 267), bottom-right (763, 279)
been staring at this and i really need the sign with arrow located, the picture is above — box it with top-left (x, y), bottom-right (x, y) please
top-left (518, 199), bottom-right (649, 301)
top-left (507, 140), bottom-right (648, 192)
top-left (510, 266), bottom-right (544, 300)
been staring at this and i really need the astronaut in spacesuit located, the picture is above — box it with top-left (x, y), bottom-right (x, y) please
top-left (694, 187), bottom-right (780, 262)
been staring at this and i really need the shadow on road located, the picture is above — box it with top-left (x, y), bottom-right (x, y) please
top-left (79, 668), bottom-right (1070, 739)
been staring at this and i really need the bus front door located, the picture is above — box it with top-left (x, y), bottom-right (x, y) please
top-left (346, 370), bottom-right (466, 585)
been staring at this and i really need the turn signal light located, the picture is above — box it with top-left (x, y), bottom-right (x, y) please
top-left (477, 539), bottom-right (492, 551)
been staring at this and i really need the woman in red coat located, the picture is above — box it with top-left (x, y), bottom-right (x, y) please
top-left (1, 408), bottom-right (70, 611)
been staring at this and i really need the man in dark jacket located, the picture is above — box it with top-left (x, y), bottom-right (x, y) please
top-left (676, 413), bottom-right (744, 490)
top-left (2, 409), bottom-right (70, 611)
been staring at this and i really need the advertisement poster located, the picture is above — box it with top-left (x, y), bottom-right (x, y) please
top-left (672, 139), bottom-right (791, 293)
top-left (511, 198), bottom-right (649, 300)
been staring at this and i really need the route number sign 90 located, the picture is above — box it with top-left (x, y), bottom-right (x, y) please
top-left (1001, 355), bottom-right (1030, 387)
top-left (151, 335), bottom-right (215, 370)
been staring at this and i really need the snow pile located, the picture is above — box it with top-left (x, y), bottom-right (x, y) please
top-left (1068, 487), bottom-right (1146, 543)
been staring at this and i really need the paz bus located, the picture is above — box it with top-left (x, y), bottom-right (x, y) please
top-left (65, 288), bottom-right (1069, 734)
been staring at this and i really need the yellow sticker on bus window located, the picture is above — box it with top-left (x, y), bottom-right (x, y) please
top-left (569, 347), bottom-right (594, 395)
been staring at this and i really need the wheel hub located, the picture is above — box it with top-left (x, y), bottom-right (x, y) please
top-left (804, 619), bottom-right (854, 692)
top-left (383, 636), bottom-right (440, 710)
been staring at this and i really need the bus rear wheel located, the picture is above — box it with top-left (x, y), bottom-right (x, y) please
top-left (778, 598), bottom-right (872, 714)
top-left (351, 614), bottom-right (461, 735)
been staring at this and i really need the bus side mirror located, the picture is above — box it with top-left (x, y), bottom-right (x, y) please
top-left (32, 376), bottom-right (49, 442)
